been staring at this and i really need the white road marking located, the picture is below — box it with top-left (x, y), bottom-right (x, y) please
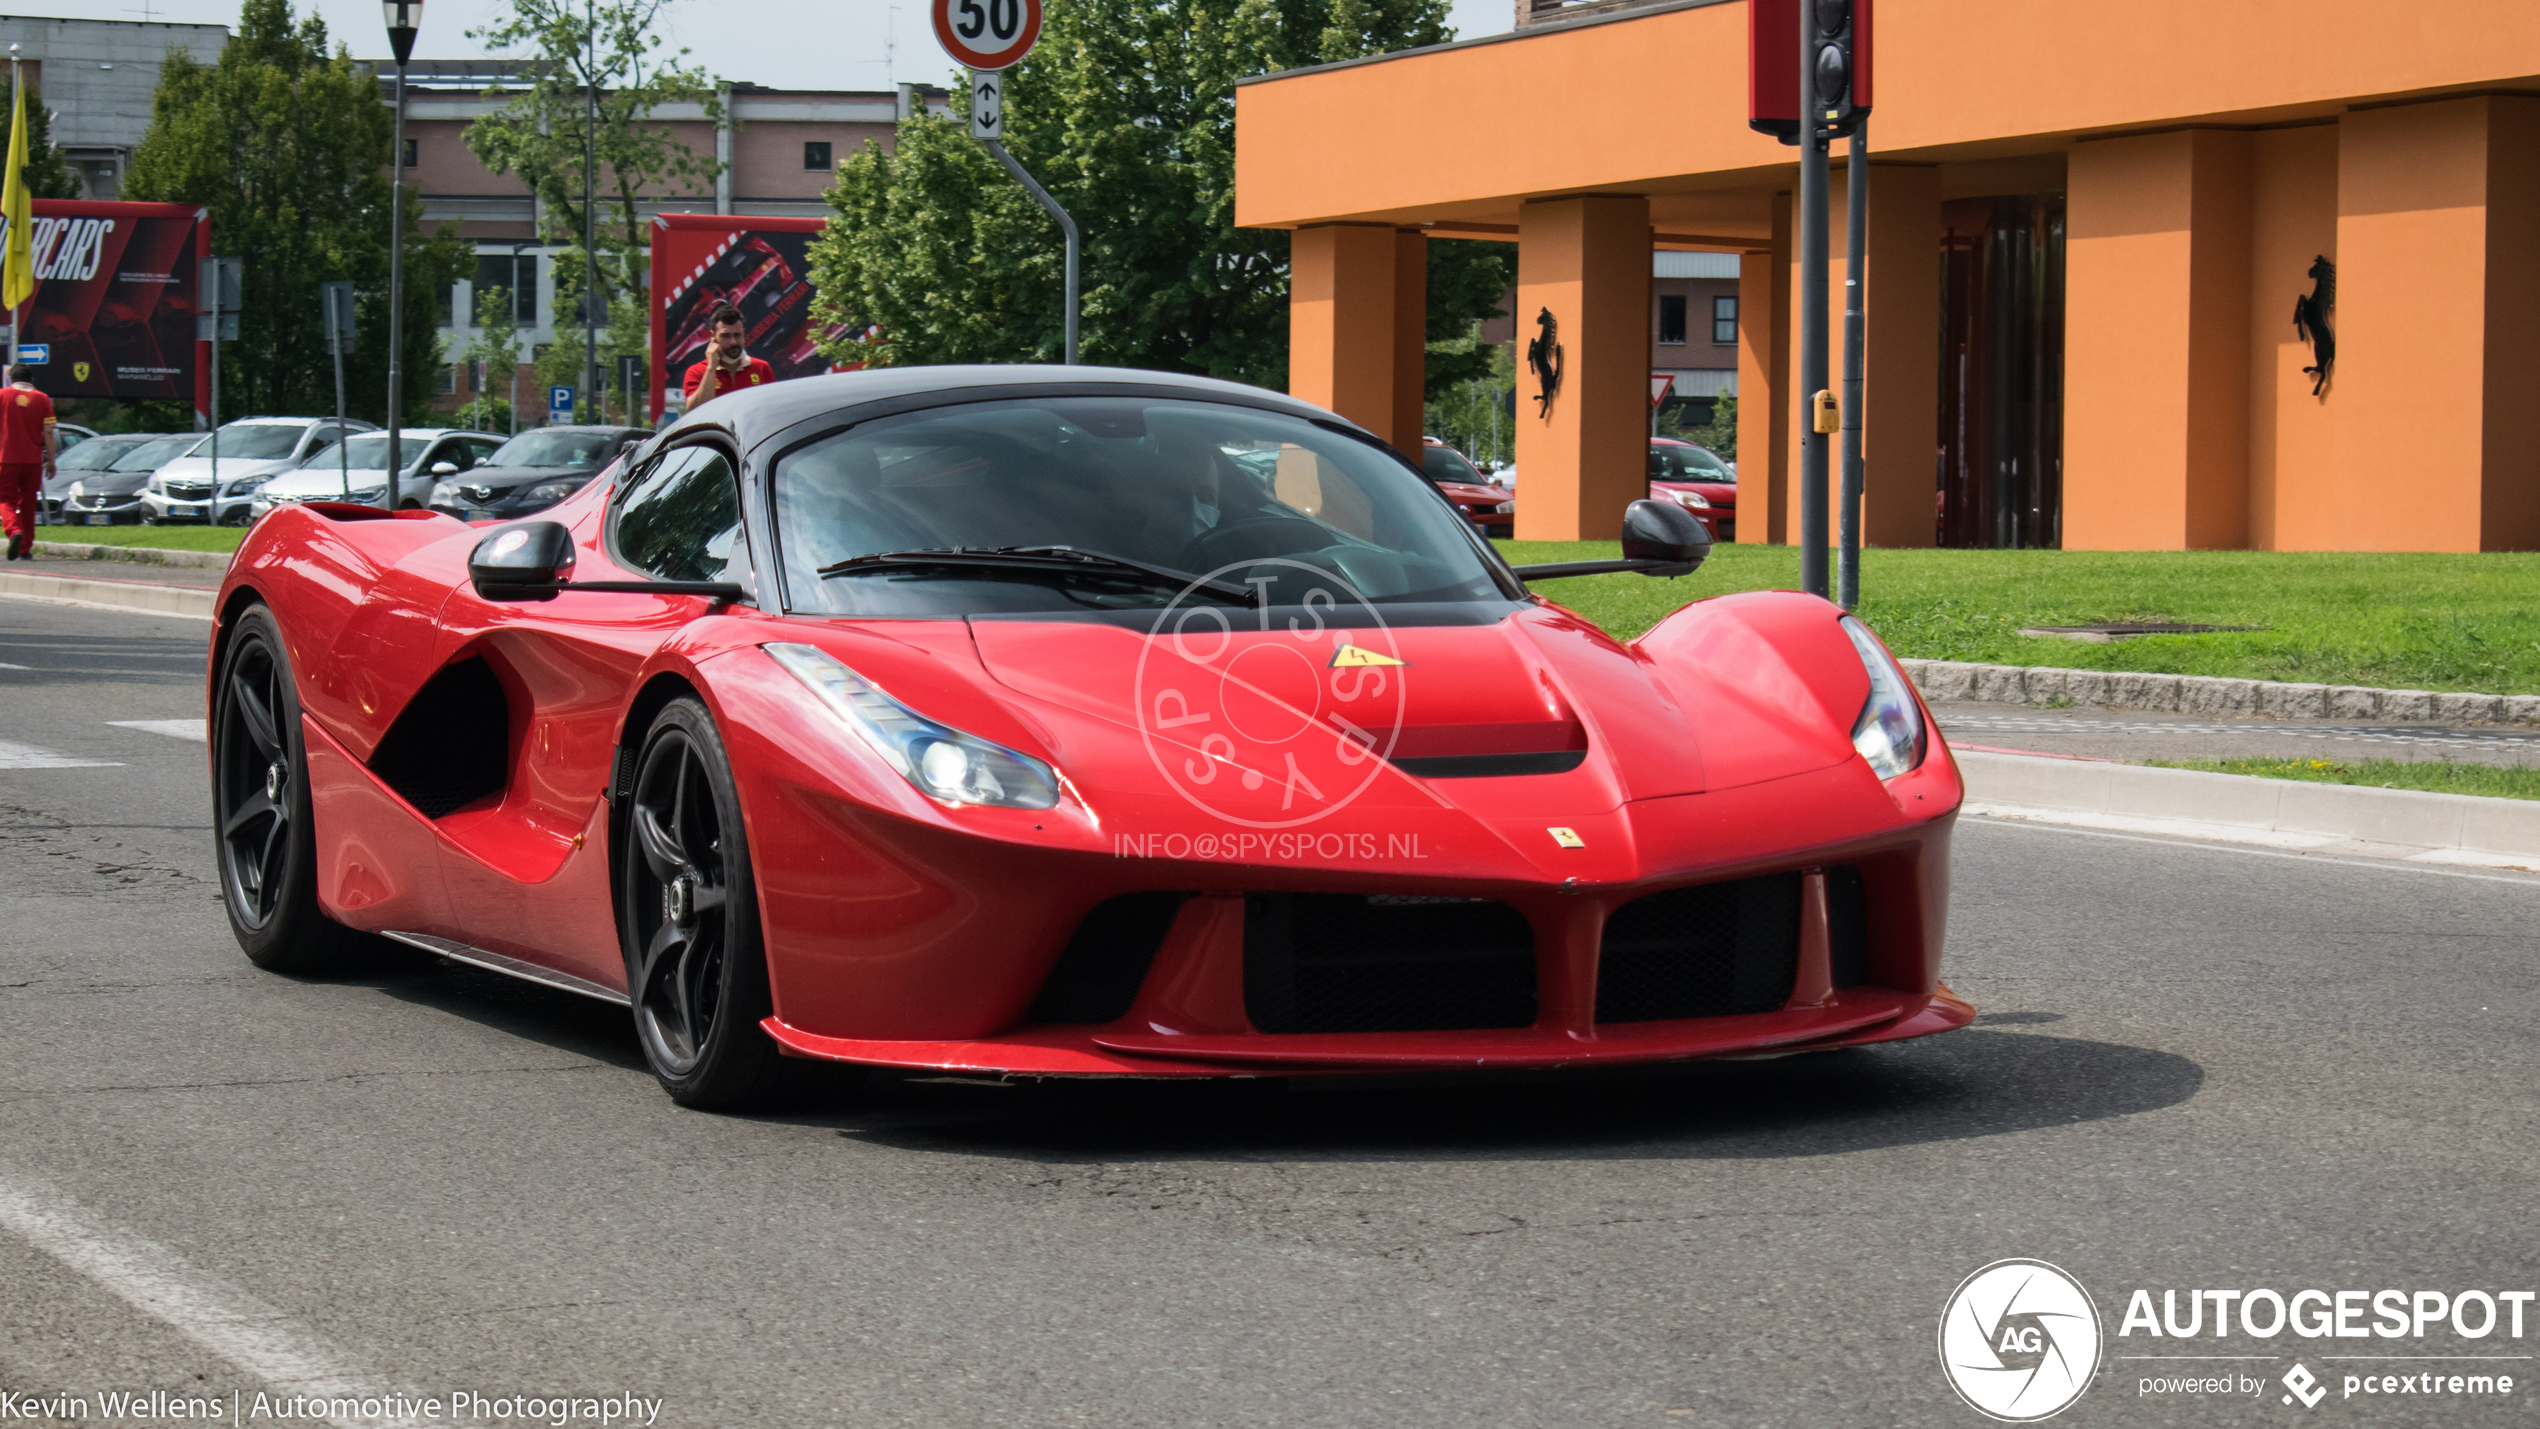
top-left (0, 1168), bottom-right (420, 1427)
top-left (109, 718), bottom-right (209, 742)
top-left (0, 739), bottom-right (122, 770)
top-left (0, 660), bottom-right (27, 668)
top-left (1943, 713), bottom-right (2540, 753)
top-left (1967, 812), bottom-right (2540, 887)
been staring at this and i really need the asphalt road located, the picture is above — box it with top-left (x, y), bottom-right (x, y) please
top-left (2, 598), bottom-right (2535, 1428)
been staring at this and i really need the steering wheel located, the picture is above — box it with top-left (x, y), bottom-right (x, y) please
top-left (1181, 515), bottom-right (1337, 571)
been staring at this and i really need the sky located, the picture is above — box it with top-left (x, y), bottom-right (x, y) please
top-left (43, 0), bottom-right (1512, 91)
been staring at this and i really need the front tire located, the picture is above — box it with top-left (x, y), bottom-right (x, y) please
top-left (619, 696), bottom-right (790, 1109)
top-left (212, 604), bottom-right (387, 974)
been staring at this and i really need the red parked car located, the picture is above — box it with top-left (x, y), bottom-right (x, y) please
top-left (1649, 438), bottom-right (1737, 542)
top-left (1422, 438), bottom-right (1515, 536)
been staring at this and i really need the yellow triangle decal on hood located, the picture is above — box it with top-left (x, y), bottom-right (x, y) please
top-left (1329, 644), bottom-right (1407, 669)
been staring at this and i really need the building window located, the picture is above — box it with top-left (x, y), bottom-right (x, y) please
top-left (472, 254), bottom-right (537, 324)
top-left (1657, 294), bottom-right (1687, 345)
top-left (1713, 295), bottom-right (1738, 345)
top-left (804, 141), bottom-right (833, 170)
top-left (435, 362), bottom-right (458, 395)
top-left (401, 138), bottom-right (418, 168)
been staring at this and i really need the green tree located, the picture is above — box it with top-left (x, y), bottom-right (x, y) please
top-left (2, 81), bottom-right (80, 200)
top-left (122, 0), bottom-right (464, 424)
top-left (455, 285), bottom-right (524, 432)
top-left (1425, 335), bottom-right (1515, 469)
top-left (808, 0), bottom-right (1505, 392)
top-left (464, 0), bottom-right (721, 417)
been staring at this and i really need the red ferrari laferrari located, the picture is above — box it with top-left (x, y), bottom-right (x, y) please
top-left (208, 368), bottom-right (1969, 1108)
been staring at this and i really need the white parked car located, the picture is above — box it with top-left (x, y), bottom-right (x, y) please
top-left (252, 428), bottom-right (506, 518)
top-left (141, 418), bottom-right (376, 525)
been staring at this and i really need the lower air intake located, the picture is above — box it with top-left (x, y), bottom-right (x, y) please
top-left (1244, 892), bottom-right (1537, 1034)
top-left (1595, 872), bottom-right (1801, 1023)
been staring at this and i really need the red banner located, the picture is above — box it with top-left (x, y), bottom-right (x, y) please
top-left (648, 212), bottom-right (858, 421)
top-left (10, 200), bottom-right (209, 413)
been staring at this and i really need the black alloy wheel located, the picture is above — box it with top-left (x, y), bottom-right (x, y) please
top-left (212, 604), bottom-right (382, 974)
top-left (620, 697), bottom-right (789, 1108)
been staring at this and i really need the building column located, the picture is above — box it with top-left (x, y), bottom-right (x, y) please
top-left (2333, 96), bottom-right (2540, 552)
top-left (1514, 194), bottom-right (1651, 541)
top-left (2064, 129), bottom-right (2254, 550)
top-left (1289, 224), bottom-right (1425, 456)
top-left (1735, 199), bottom-right (1790, 543)
top-left (2245, 125), bottom-right (2340, 550)
top-left (1777, 163), bottom-right (1941, 548)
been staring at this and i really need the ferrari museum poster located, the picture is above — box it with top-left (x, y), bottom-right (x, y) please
top-left (4, 198), bottom-right (208, 410)
top-left (647, 213), bottom-right (856, 421)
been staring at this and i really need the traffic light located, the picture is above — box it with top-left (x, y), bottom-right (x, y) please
top-left (1747, 0), bottom-right (1799, 144)
top-left (1810, 0), bottom-right (1870, 139)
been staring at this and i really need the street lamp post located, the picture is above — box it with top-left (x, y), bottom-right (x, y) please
top-left (383, 0), bottom-right (422, 509)
top-left (583, 0), bottom-right (598, 425)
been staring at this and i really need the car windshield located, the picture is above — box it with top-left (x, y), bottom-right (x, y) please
top-left (1421, 445), bottom-right (1484, 484)
top-left (486, 430), bottom-right (628, 468)
top-left (772, 397), bottom-right (1504, 617)
top-left (1652, 443), bottom-right (1732, 482)
top-left (59, 438), bottom-right (153, 471)
top-left (113, 436), bottom-right (202, 470)
top-left (207, 424), bottom-right (308, 460)
top-left (321, 434), bottom-right (425, 471)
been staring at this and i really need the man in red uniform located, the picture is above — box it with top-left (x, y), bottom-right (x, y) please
top-left (0, 363), bottom-right (59, 561)
top-left (681, 302), bottom-right (773, 411)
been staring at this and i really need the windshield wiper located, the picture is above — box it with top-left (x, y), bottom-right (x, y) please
top-left (819, 545), bottom-right (1254, 602)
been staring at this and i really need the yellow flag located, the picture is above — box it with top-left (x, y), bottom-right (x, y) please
top-left (2, 75), bottom-right (33, 313)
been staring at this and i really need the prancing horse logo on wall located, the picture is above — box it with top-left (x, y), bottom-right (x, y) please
top-left (2293, 255), bottom-right (2335, 397)
top-left (1526, 306), bottom-right (1563, 417)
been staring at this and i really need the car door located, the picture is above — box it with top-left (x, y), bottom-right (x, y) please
top-left (421, 438), bottom-right (755, 989)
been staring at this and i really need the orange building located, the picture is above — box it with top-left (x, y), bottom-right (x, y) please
top-left (1236, 0), bottom-right (2540, 551)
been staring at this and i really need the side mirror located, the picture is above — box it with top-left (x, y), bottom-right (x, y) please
top-left (468, 520), bottom-right (576, 601)
top-left (430, 461), bottom-right (460, 476)
top-left (1619, 498), bottom-right (1712, 577)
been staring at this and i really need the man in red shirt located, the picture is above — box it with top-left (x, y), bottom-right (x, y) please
top-left (0, 364), bottom-right (59, 561)
top-left (681, 302), bottom-right (774, 411)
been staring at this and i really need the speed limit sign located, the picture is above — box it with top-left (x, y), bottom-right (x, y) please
top-left (933, 0), bottom-right (1040, 70)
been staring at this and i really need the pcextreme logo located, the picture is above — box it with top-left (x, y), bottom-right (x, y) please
top-left (1939, 1259), bottom-right (2104, 1422)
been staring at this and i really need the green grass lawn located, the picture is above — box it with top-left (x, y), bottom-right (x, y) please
top-left (2145, 755), bottom-right (2540, 802)
top-left (1499, 541), bottom-right (2540, 695)
top-left (37, 524), bottom-right (245, 553)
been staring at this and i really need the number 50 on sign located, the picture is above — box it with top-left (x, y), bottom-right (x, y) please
top-left (934, 0), bottom-right (1040, 70)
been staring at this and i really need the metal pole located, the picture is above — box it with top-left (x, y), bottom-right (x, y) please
top-left (1838, 119), bottom-right (1867, 610)
top-left (584, 0), bottom-right (598, 420)
top-left (333, 289), bottom-right (349, 500)
top-left (6, 51), bottom-right (16, 366)
top-left (386, 62), bottom-right (407, 509)
top-left (984, 139), bottom-right (1077, 365)
top-left (1796, 0), bottom-right (1829, 599)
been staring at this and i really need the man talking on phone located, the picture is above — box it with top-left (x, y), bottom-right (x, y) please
top-left (682, 302), bottom-right (773, 410)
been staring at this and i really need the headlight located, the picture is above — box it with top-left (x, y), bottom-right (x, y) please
top-left (1840, 615), bottom-right (1925, 780)
top-left (224, 477), bottom-right (268, 496)
top-left (1671, 489), bottom-right (1711, 509)
top-left (763, 642), bottom-right (1061, 809)
top-left (429, 482), bottom-right (458, 504)
top-left (522, 480), bottom-right (582, 505)
top-left (67, 481), bottom-right (84, 500)
top-left (1493, 502), bottom-right (1514, 514)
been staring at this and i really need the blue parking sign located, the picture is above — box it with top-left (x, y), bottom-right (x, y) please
top-left (549, 386), bottom-right (574, 422)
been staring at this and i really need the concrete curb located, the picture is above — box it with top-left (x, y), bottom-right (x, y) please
top-left (1901, 657), bottom-right (2540, 728)
top-left (0, 570), bottom-right (218, 620)
top-left (1956, 749), bottom-right (2540, 870)
top-left (31, 539), bottom-right (233, 569)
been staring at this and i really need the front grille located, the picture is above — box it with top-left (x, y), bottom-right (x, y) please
top-left (164, 480), bottom-right (213, 499)
top-left (1025, 892), bottom-right (1191, 1024)
top-left (1595, 872), bottom-right (1801, 1023)
top-left (1826, 865), bottom-right (1868, 989)
top-left (1244, 892), bottom-right (1537, 1034)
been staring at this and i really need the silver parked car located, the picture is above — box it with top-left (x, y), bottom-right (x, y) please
top-left (141, 417), bottom-right (376, 525)
top-left (252, 428), bottom-right (506, 517)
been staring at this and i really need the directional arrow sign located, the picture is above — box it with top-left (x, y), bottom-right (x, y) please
top-left (934, 0), bottom-right (1041, 71)
top-left (970, 71), bottom-right (1003, 141)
